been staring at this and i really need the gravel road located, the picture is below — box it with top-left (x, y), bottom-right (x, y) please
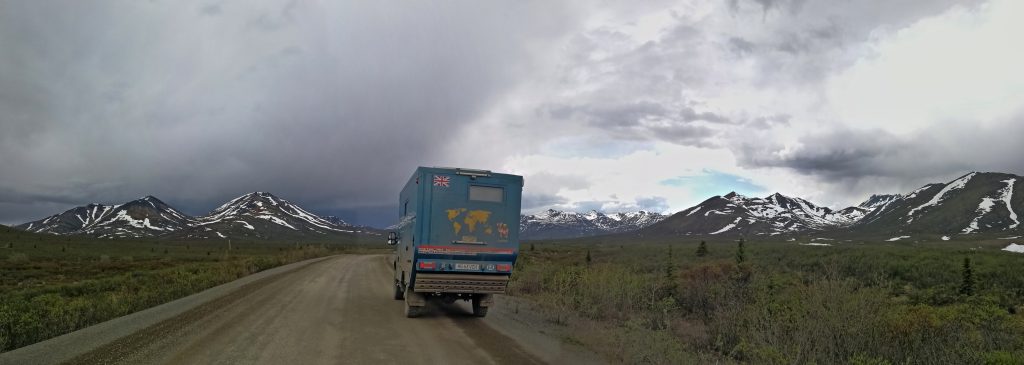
top-left (3, 255), bottom-right (602, 365)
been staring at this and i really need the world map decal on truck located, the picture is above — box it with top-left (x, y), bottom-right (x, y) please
top-left (445, 208), bottom-right (508, 243)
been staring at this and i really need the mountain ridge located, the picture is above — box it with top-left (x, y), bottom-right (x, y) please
top-left (15, 171), bottom-right (1024, 241)
top-left (520, 209), bottom-right (666, 240)
top-left (640, 171), bottom-right (1024, 239)
top-left (16, 192), bottom-right (372, 240)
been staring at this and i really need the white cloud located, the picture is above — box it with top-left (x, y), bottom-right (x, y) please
top-left (4, 0), bottom-right (1020, 226)
top-left (828, 0), bottom-right (1024, 134)
top-left (456, 0), bottom-right (1024, 214)
top-left (503, 142), bottom-right (736, 214)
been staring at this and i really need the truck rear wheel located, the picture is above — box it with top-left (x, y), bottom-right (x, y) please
top-left (404, 287), bottom-right (425, 318)
top-left (471, 297), bottom-right (489, 318)
top-left (393, 280), bottom-right (404, 300)
top-left (405, 300), bottom-right (424, 318)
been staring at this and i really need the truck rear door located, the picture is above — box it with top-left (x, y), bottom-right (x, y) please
top-left (420, 171), bottom-right (518, 273)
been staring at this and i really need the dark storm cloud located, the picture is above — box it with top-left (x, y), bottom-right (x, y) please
top-left (737, 114), bottom-right (1024, 196)
top-left (543, 101), bottom-right (731, 147)
top-left (727, 37), bottom-right (757, 55)
top-left (728, 0), bottom-right (807, 17)
top-left (721, 0), bottom-right (985, 86)
top-left (521, 194), bottom-right (571, 211)
top-left (0, 1), bottom-right (580, 226)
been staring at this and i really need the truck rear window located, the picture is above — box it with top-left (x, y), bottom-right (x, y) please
top-left (469, 185), bottom-right (503, 203)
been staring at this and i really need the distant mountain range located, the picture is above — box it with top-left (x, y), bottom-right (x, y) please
top-left (16, 192), bottom-right (377, 240)
top-left (641, 172), bottom-right (1023, 239)
top-left (519, 210), bottom-right (666, 240)
top-left (14, 172), bottom-right (1023, 241)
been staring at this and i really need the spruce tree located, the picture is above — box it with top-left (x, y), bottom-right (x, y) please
top-left (665, 245), bottom-right (677, 297)
top-left (585, 249), bottom-right (592, 266)
top-left (959, 257), bottom-right (975, 296)
top-left (735, 238), bottom-right (746, 264)
top-left (665, 246), bottom-right (676, 280)
top-left (696, 240), bottom-right (708, 257)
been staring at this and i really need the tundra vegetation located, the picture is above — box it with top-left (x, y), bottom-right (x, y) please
top-left (509, 237), bottom-right (1024, 364)
top-left (0, 226), bottom-right (381, 352)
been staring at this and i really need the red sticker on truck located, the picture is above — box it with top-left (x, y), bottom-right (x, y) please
top-left (418, 245), bottom-right (514, 255)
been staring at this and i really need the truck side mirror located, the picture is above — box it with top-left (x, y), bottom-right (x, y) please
top-left (387, 232), bottom-right (399, 245)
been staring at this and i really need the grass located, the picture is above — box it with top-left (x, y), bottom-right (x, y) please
top-left (508, 237), bottom-right (1024, 364)
top-left (0, 226), bottom-right (388, 353)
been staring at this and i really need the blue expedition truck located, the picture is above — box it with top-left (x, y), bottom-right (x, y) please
top-left (387, 167), bottom-right (523, 318)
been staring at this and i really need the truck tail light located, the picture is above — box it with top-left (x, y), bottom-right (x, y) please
top-left (418, 261), bottom-right (436, 270)
top-left (496, 264), bottom-right (512, 272)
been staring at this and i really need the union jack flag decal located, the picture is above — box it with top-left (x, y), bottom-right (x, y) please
top-left (433, 175), bottom-right (451, 187)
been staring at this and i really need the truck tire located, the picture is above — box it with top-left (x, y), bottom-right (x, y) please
top-left (471, 297), bottom-right (489, 318)
top-left (405, 287), bottom-right (425, 318)
top-left (405, 300), bottom-right (423, 318)
top-left (393, 280), bottom-right (404, 300)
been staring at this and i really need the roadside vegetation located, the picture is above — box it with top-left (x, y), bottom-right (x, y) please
top-left (509, 237), bottom-right (1024, 364)
top-left (0, 226), bottom-right (385, 352)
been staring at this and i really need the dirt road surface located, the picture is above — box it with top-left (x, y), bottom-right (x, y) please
top-left (4, 255), bottom-right (602, 365)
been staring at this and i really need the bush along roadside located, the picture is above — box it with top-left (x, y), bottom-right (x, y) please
top-left (508, 242), bottom-right (1024, 364)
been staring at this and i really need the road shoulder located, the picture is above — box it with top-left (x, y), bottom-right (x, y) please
top-left (0, 256), bottom-right (332, 365)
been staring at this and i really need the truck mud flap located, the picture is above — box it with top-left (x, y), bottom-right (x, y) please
top-left (413, 273), bottom-right (510, 294)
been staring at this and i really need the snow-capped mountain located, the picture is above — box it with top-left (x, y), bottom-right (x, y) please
top-left (642, 192), bottom-right (869, 237)
top-left (17, 192), bottom-right (368, 240)
top-left (16, 196), bottom-right (194, 238)
top-left (17, 203), bottom-right (116, 235)
top-left (519, 209), bottom-right (666, 240)
top-left (641, 172), bottom-right (1024, 238)
top-left (320, 215), bottom-right (350, 227)
top-left (858, 194), bottom-right (902, 211)
top-left (851, 172), bottom-right (1022, 235)
top-left (177, 192), bottom-right (359, 239)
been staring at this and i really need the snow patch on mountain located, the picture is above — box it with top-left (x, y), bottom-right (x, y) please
top-left (710, 218), bottom-right (740, 234)
top-left (1003, 243), bottom-right (1024, 253)
top-left (963, 178), bottom-right (1019, 233)
top-left (100, 210), bottom-right (167, 231)
top-left (907, 173), bottom-right (976, 221)
top-left (1000, 179), bottom-right (1019, 228)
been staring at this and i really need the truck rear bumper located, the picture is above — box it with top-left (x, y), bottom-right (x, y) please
top-left (413, 273), bottom-right (510, 294)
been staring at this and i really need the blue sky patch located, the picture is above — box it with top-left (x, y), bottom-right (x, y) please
top-left (660, 170), bottom-right (766, 198)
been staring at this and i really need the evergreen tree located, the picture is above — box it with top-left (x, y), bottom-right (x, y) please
top-left (665, 246), bottom-right (675, 281)
top-left (665, 244), bottom-right (677, 296)
top-left (585, 249), bottom-right (592, 266)
top-left (959, 257), bottom-right (975, 296)
top-left (530, 243), bottom-right (535, 251)
top-left (735, 238), bottom-right (746, 264)
top-left (696, 240), bottom-right (708, 257)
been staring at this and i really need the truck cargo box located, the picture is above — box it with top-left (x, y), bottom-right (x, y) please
top-left (388, 167), bottom-right (523, 317)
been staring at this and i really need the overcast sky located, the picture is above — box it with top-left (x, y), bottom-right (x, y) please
top-left (2, 0), bottom-right (1022, 227)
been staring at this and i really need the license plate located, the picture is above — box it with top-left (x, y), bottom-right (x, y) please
top-left (454, 263), bottom-right (480, 270)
